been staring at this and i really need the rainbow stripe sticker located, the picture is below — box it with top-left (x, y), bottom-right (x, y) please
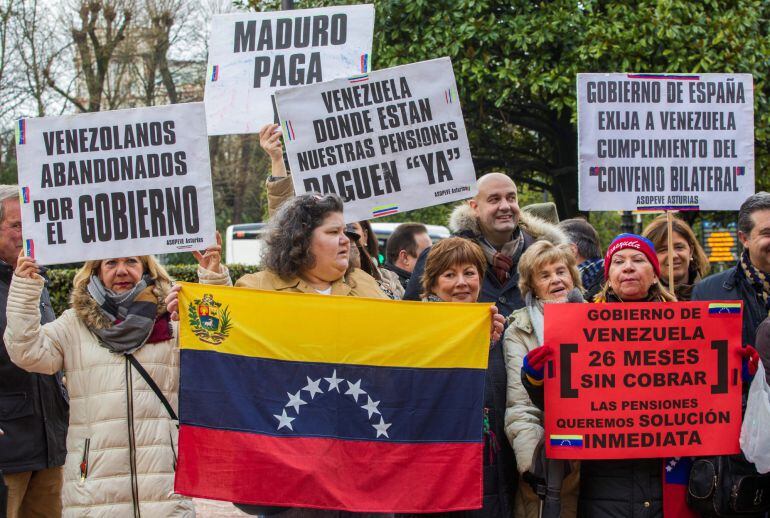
top-left (25, 239), bottom-right (34, 259)
top-left (210, 65), bottom-right (219, 82)
top-left (360, 54), bottom-right (369, 73)
top-left (21, 187), bottom-right (30, 204)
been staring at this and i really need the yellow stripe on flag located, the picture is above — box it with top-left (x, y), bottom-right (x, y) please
top-left (178, 282), bottom-right (490, 369)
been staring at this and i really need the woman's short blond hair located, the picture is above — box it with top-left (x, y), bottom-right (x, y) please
top-left (422, 237), bottom-right (486, 299)
top-left (72, 255), bottom-right (172, 293)
top-left (517, 241), bottom-right (582, 299)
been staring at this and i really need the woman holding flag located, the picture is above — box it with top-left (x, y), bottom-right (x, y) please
top-left (4, 254), bottom-right (194, 517)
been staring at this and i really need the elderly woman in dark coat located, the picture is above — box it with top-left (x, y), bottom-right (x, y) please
top-left (521, 234), bottom-right (676, 518)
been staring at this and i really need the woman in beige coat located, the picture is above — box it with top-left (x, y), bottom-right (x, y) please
top-left (503, 241), bottom-right (582, 518)
top-left (5, 255), bottom-right (194, 518)
top-left (194, 192), bottom-right (386, 300)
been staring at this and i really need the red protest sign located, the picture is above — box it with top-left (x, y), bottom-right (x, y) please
top-left (543, 301), bottom-right (742, 460)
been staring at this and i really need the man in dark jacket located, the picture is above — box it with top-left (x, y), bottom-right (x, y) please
top-left (382, 223), bottom-right (432, 290)
top-left (0, 186), bottom-right (68, 517)
top-left (558, 218), bottom-right (604, 302)
top-left (692, 192), bottom-right (770, 348)
top-left (405, 173), bottom-right (567, 517)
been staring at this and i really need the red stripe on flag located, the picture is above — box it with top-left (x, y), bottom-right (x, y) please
top-left (174, 425), bottom-right (482, 513)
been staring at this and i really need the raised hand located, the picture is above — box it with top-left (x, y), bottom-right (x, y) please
top-left (192, 232), bottom-right (223, 273)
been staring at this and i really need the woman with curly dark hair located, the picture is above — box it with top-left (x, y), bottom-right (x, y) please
top-left (194, 193), bottom-right (386, 298)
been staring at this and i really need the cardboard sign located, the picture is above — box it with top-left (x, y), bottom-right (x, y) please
top-left (205, 5), bottom-right (375, 136)
top-left (578, 73), bottom-right (754, 211)
top-left (544, 302), bottom-right (742, 460)
top-left (15, 103), bottom-right (216, 265)
top-left (275, 57), bottom-right (478, 223)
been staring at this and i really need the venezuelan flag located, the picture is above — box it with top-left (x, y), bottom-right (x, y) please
top-left (174, 282), bottom-right (490, 512)
top-left (708, 302), bottom-right (742, 316)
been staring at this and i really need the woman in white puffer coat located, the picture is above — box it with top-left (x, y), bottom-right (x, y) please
top-left (503, 241), bottom-right (582, 518)
top-left (5, 254), bottom-right (194, 518)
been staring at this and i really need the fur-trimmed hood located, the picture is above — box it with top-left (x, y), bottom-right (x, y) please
top-left (448, 203), bottom-right (568, 245)
top-left (70, 279), bottom-right (171, 331)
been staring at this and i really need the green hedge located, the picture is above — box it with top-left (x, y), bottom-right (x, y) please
top-left (46, 264), bottom-right (260, 316)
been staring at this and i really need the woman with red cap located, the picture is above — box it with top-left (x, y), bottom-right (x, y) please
top-left (521, 234), bottom-right (675, 518)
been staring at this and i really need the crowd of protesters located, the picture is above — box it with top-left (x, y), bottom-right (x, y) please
top-left (1, 121), bottom-right (770, 518)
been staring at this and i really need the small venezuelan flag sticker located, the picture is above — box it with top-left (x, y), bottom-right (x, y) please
top-left (21, 187), bottom-right (30, 204)
top-left (708, 302), bottom-right (741, 316)
top-left (25, 239), bottom-right (34, 259)
top-left (550, 434), bottom-right (583, 448)
top-left (372, 204), bottom-right (398, 217)
top-left (349, 74), bottom-right (369, 84)
top-left (15, 119), bottom-right (26, 145)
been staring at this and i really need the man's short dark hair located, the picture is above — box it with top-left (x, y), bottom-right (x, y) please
top-left (738, 192), bottom-right (770, 235)
top-left (558, 218), bottom-right (602, 260)
top-left (386, 223), bottom-right (429, 263)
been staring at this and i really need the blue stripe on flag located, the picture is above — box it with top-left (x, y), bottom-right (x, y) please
top-left (180, 349), bottom-right (485, 443)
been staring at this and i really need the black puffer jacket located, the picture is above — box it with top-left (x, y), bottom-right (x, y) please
top-left (0, 261), bottom-right (68, 473)
top-left (691, 266), bottom-right (766, 347)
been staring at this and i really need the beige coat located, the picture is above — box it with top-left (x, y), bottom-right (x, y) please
top-left (503, 307), bottom-right (578, 518)
top-left (199, 264), bottom-right (387, 299)
top-left (4, 275), bottom-right (194, 518)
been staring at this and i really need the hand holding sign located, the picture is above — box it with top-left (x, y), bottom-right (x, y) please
top-left (15, 252), bottom-right (41, 280)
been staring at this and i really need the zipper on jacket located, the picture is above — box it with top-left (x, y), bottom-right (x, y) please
top-left (79, 438), bottom-right (90, 481)
top-left (125, 357), bottom-right (141, 518)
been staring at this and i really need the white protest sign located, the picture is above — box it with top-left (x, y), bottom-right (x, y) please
top-left (205, 5), bottom-right (374, 136)
top-left (275, 57), bottom-right (477, 222)
top-left (15, 103), bottom-right (216, 265)
top-left (578, 73), bottom-right (754, 211)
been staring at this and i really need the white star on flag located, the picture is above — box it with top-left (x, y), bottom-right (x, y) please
top-left (274, 409), bottom-right (295, 430)
top-left (665, 465), bottom-right (673, 472)
top-left (345, 379), bottom-right (366, 402)
top-left (325, 370), bottom-right (344, 392)
top-left (302, 377), bottom-right (324, 399)
top-left (372, 416), bottom-right (392, 438)
top-left (361, 396), bottom-right (381, 419)
top-left (285, 390), bottom-right (307, 413)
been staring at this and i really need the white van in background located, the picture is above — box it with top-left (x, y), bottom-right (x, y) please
top-left (225, 223), bottom-right (268, 266)
top-left (224, 222), bottom-right (451, 266)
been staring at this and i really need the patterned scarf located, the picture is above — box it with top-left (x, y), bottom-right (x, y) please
top-left (477, 232), bottom-right (524, 284)
top-left (739, 250), bottom-right (770, 313)
top-left (579, 258), bottom-right (604, 291)
top-left (87, 274), bottom-right (163, 354)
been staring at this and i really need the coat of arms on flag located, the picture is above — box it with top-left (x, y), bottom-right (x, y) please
top-left (174, 283), bottom-right (491, 512)
top-left (187, 293), bottom-right (231, 345)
